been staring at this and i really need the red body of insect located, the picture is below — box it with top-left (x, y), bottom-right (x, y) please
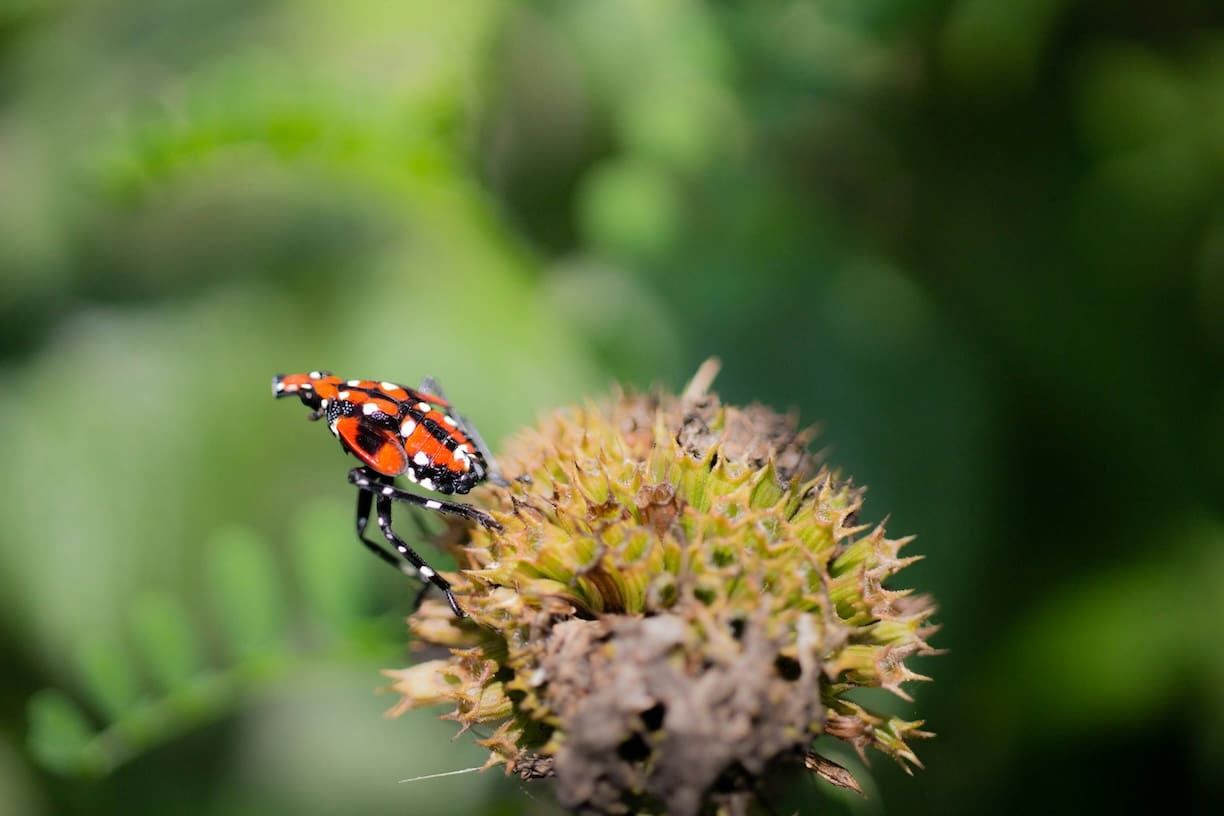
top-left (273, 371), bottom-right (489, 495)
top-left (273, 370), bottom-right (501, 617)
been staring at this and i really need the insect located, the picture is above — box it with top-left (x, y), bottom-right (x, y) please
top-left (272, 370), bottom-right (504, 616)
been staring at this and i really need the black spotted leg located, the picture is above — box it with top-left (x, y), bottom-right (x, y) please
top-left (350, 468), bottom-right (466, 616)
top-left (348, 467), bottom-right (503, 616)
top-left (373, 493), bottom-right (464, 616)
top-left (348, 467), bottom-right (501, 529)
top-left (417, 376), bottom-right (509, 487)
top-left (353, 487), bottom-right (417, 575)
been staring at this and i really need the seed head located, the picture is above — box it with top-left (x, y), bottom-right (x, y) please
top-left (384, 360), bottom-right (939, 815)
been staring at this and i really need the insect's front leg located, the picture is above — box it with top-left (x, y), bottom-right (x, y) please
top-left (347, 468), bottom-right (502, 530)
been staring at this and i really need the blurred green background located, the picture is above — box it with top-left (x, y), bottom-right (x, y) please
top-left (3, 0), bottom-right (1223, 813)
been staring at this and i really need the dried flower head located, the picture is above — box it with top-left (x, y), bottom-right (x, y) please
top-left (384, 360), bottom-right (939, 815)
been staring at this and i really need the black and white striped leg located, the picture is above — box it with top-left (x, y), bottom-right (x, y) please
top-left (354, 487), bottom-right (417, 576)
top-left (347, 468), bottom-right (502, 530)
top-left (418, 376), bottom-right (509, 487)
top-left (373, 492), bottom-right (464, 617)
top-left (352, 475), bottom-right (462, 613)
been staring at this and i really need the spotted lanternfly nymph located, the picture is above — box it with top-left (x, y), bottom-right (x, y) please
top-left (273, 370), bottom-right (504, 616)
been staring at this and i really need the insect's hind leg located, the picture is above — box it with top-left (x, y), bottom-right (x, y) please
top-left (373, 491), bottom-right (464, 617)
top-left (350, 468), bottom-right (472, 616)
top-left (354, 484), bottom-right (418, 577)
top-left (417, 376), bottom-right (509, 487)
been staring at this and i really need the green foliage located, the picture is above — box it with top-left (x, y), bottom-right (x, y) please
top-left (207, 526), bottom-right (288, 659)
top-left (292, 506), bottom-right (367, 637)
top-left (75, 639), bottom-right (140, 722)
top-left (26, 522), bottom-right (391, 779)
top-left (580, 157), bottom-right (681, 260)
top-left (990, 521), bottom-right (1224, 735)
top-left (3, 0), bottom-right (1224, 813)
top-left (27, 691), bottom-right (95, 777)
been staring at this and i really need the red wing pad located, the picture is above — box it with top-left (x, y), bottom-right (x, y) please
top-left (402, 414), bottom-right (469, 473)
top-left (334, 416), bottom-right (407, 477)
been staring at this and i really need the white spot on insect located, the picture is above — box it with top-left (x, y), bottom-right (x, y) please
top-left (301, 383), bottom-right (313, 390)
top-left (347, 379), bottom-right (362, 386)
top-left (418, 565), bottom-right (436, 579)
top-left (380, 381), bottom-right (398, 392)
top-left (405, 468), bottom-right (418, 483)
top-left (338, 390), bottom-right (351, 400)
top-left (416, 401), bottom-right (431, 412)
top-left (420, 478), bottom-right (435, 491)
top-left (414, 452), bottom-right (430, 467)
top-left (382, 486), bottom-right (394, 496)
top-left (309, 370), bottom-right (323, 378)
top-left (274, 381), bottom-right (286, 392)
top-left (354, 476), bottom-right (369, 487)
top-left (328, 420), bottom-right (340, 437)
top-left (400, 419), bottom-right (416, 437)
top-left (443, 415), bottom-right (458, 427)
top-left (362, 402), bottom-right (379, 416)
top-left (320, 398), bottom-right (329, 408)
top-left (424, 500), bottom-right (442, 510)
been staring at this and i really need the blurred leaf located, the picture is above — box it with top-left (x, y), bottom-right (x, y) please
top-left (579, 157), bottom-right (680, 260)
top-left (75, 639), bottom-right (140, 721)
top-left (1074, 44), bottom-right (1190, 155)
top-left (292, 500), bottom-right (367, 635)
top-left (1010, 580), bottom-right (1175, 727)
top-left (129, 594), bottom-right (202, 692)
top-left (620, 79), bottom-right (741, 174)
top-left (941, 0), bottom-right (1067, 93)
top-left (26, 690), bottom-right (96, 776)
top-left (103, 672), bottom-right (242, 768)
top-left (543, 257), bottom-right (682, 384)
top-left (987, 527), bottom-right (1224, 736)
top-left (206, 526), bottom-right (288, 660)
